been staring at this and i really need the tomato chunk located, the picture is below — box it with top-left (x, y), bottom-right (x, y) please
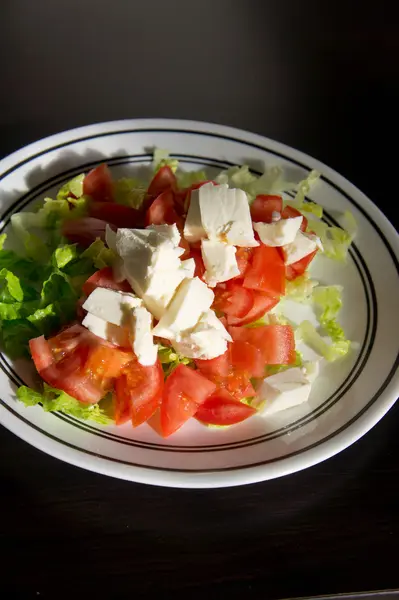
top-left (196, 349), bottom-right (231, 378)
top-left (114, 358), bottom-right (164, 427)
top-left (85, 345), bottom-right (134, 379)
top-left (213, 283), bottom-right (254, 319)
top-left (83, 164), bottom-right (114, 203)
top-left (243, 244), bottom-right (285, 297)
top-left (230, 340), bottom-right (265, 378)
top-left (190, 249), bottom-right (206, 280)
top-left (232, 247), bottom-right (254, 280)
top-left (88, 202), bottom-right (142, 228)
top-left (145, 190), bottom-right (182, 227)
top-left (229, 324), bottom-right (296, 365)
top-left (281, 205), bottom-right (308, 231)
top-left (285, 249), bottom-right (318, 280)
top-left (147, 166), bottom-right (177, 196)
top-left (82, 267), bottom-right (132, 297)
top-left (160, 364), bottom-right (216, 437)
top-left (62, 217), bottom-right (108, 246)
top-left (227, 291), bottom-right (279, 326)
top-left (250, 195), bottom-right (283, 223)
top-left (195, 390), bottom-right (256, 426)
top-left (29, 336), bottom-right (53, 372)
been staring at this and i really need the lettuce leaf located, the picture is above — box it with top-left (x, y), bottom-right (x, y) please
top-left (56, 174), bottom-right (85, 200)
top-left (312, 285), bottom-right (343, 321)
top-left (157, 343), bottom-right (194, 377)
top-left (113, 178), bottom-right (147, 209)
top-left (81, 238), bottom-right (117, 269)
top-left (17, 384), bottom-right (114, 424)
top-left (0, 319), bottom-right (39, 358)
top-left (266, 351), bottom-right (303, 376)
top-left (307, 215), bottom-right (356, 262)
top-left (153, 148), bottom-right (179, 173)
top-left (286, 274), bottom-right (318, 302)
top-left (296, 320), bottom-right (350, 361)
top-left (176, 169), bottom-right (207, 189)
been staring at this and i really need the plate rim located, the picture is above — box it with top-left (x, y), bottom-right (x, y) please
top-left (0, 118), bottom-right (398, 488)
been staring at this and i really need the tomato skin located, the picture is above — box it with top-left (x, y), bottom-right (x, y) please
top-left (195, 390), bottom-right (256, 425)
top-left (281, 205), bottom-right (308, 231)
top-left (250, 195), bottom-right (283, 223)
top-left (85, 345), bottom-right (134, 379)
top-left (213, 283), bottom-right (254, 319)
top-left (232, 247), bottom-right (253, 280)
top-left (195, 349), bottom-right (231, 378)
top-left (147, 166), bottom-right (177, 196)
top-left (243, 244), bottom-right (285, 297)
top-left (120, 359), bottom-right (164, 427)
top-left (145, 190), bottom-right (182, 227)
top-left (190, 249), bottom-right (206, 280)
top-left (227, 291), bottom-right (279, 326)
top-left (285, 249), bottom-right (318, 280)
top-left (88, 202), bottom-right (142, 228)
top-left (160, 364), bottom-right (216, 437)
top-left (82, 267), bottom-right (132, 297)
top-left (83, 164), bottom-right (114, 203)
top-left (29, 336), bottom-right (53, 371)
top-left (229, 324), bottom-right (296, 365)
top-left (62, 217), bottom-right (108, 246)
top-left (230, 340), bottom-right (265, 378)
top-left (114, 376), bottom-right (132, 425)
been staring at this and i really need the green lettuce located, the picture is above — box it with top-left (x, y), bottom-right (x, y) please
top-left (296, 320), bottom-right (350, 361)
top-left (307, 215), bottom-right (356, 262)
top-left (286, 275), bottom-right (318, 302)
top-left (176, 169), bottom-right (207, 189)
top-left (157, 344), bottom-right (194, 377)
top-left (81, 238), bottom-right (117, 269)
top-left (312, 285), bottom-right (343, 321)
top-left (17, 384), bottom-right (114, 424)
top-left (56, 174), bottom-right (85, 200)
top-left (113, 178), bottom-right (147, 209)
top-left (152, 148), bottom-right (179, 173)
top-left (266, 351), bottom-right (303, 376)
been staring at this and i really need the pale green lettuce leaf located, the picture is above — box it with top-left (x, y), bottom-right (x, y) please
top-left (286, 275), bottom-right (318, 302)
top-left (153, 148), bottom-right (179, 173)
top-left (157, 343), bottom-right (194, 377)
top-left (176, 169), bottom-right (207, 189)
top-left (296, 320), bottom-right (350, 361)
top-left (56, 174), bottom-right (85, 200)
top-left (81, 238), bottom-right (117, 269)
top-left (113, 178), bottom-right (147, 209)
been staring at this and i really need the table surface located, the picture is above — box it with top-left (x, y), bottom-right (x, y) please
top-left (1, 1), bottom-right (398, 599)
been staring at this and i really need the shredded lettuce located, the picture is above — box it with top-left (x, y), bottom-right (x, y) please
top-left (113, 178), bottom-right (147, 209)
top-left (266, 351), bottom-right (303, 376)
top-left (286, 275), bottom-right (318, 302)
top-left (176, 169), bottom-right (207, 189)
top-left (312, 285), bottom-right (343, 321)
top-left (157, 343), bottom-right (194, 377)
top-left (17, 384), bottom-right (114, 424)
top-left (307, 214), bottom-right (356, 263)
top-left (153, 148), bottom-right (179, 173)
top-left (56, 174), bottom-right (85, 200)
top-left (296, 320), bottom-right (350, 361)
top-left (81, 238), bottom-right (117, 270)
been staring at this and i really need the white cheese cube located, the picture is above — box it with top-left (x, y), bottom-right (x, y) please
top-left (201, 183), bottom-right (259, 247)
top-left (146, 223), bottom-right (181, 247)
top-left (152, 278), bottom-right (214, 340)
top-left (201, 239), bottom-right (240, 287)
top-left (83, 288), bottom-right (141, 327)
top-left (132, 305), bottom-right (157, 366)
top-left (258, 367), bottom-right (312, 416)
top-left (172, 310), bottom-right (232, 359)
top-left (180, 258), bottom-right (196, 279)
top-left (141, 267), bottom-right (188, 320)
top-left (82, 313), bottom-right (130, 347)
top-left (183, 190), bottom-right (206, 242)
top-left (283, 231), bottom-right (318, 265)
top-left (253, 216), bottom-right (303, 247)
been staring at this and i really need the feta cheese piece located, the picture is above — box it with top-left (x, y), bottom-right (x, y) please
top-left (258, 367), bottom-right (312, 416)
top-left (184, 183), bottom-right (259, 247)
top-left (152, 277), bottom-right (214, 340)
top-left (172, 310), bottom-right (232, 359)
top-left (253, 216), bottom-right (303, 247)
top-left (105, 225), bottom-right (128, 283)
top-left (132, 305), bottom-right (157, 366)
top-left (283, 231), bottom-right (318, 265)
top-left (83, 288), bottom-right (142, 327)
top-left (180, 258), bottom-right (196, 279)
top-left (82, 313), bottom-right (130, 347)
top-left (303, 231), bottom-right (324, 251)
top-left (201, 239), bottom-right (240, 287)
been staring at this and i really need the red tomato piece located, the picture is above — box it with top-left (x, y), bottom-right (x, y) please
top-left (83, 164), bottom-right (114, 203)
top-left (230, 340), bottom-right (265, 378)
top-left (88, 202), bottom-right (142, 228)
top-left (229, 324), bottom-right (296, 365)
top-left (285, 249), bottom-right (318, 280)
top-left (217, 371), bottom-right (255, 401)
top-left (29, 336), bottom-right (54, 372)
top-left (147, 166), bottom-right (177, 196)
top-left (145, 190), bottom-right (183, 228)
top-left (173, 189), bottom-right (188, 215)
top-left (190, 249), bottom-right (206, 280)
top-left (85, 345), bottom-right (134, 379)
top-left (47, 324), bottom-right (91, 361)
top-left (250, 195), bottom-right (283, 223)
top-left (189, 180), bottom-right (217, 190)
top-left (213, 283), bottom-right (254, 319)
top-left (243, 244), bottom-right (285, 297)
top-left (281, 205), bottom-right (308, 231)
top-left (114, 358), bottom-right (164, 427)
top-left (62, 217), bottom-right (108, 246)
top-left (227, 291), bottom-right (279, 326)
top-left (160, 364), bottom-right (216, 437)
top-left (195, 390), bottom-right (256, 426)
top-left (82, 267), bottom-right (132, 297)
top-left (232, 247), bottom-right (254, 280)
top-left (195, 349), bottom-right (231, 378)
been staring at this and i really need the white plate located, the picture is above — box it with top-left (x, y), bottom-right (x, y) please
top-left (0, 119), bottom-right (398, 488)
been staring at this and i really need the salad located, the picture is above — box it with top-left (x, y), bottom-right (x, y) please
top-left (0, 149), bottom-right (356, 437)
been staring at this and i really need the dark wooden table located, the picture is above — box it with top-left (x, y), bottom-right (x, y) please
top-left (1, 2), bottom-right (398, 599)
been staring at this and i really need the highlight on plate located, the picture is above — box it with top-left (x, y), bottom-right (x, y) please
top-left (0, 149), bottom-right (357, 437)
